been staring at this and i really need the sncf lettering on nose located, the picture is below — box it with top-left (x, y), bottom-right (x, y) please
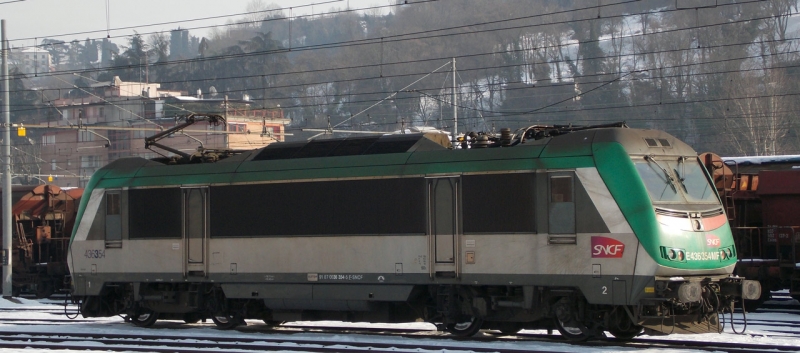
top-left (706, 234), bottom-right (721, 247)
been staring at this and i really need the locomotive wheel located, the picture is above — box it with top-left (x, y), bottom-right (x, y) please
top-left (553, 298), bottom-right (589, 341)
top-left (608, 325), bottom-right (642, 340)
top-left (211, 312), bottom-right (244, 329)
top-left (129, 309), bottom-right (159, 327)
top-left (608, 326), bottom-right (642, 340)
top-left (446, 317), bottom-right (483, 337)
top-left (607, 308), bottom-right (642, 340)
top-left (555, 316), bottom-right (589, 341)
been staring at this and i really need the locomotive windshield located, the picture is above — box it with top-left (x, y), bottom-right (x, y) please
top-left (635, 157), bottom-right (719, 204)
top-left (673, 158), bottom-right (717, 202)
top-left (635, 161), bottom-right (681, 202)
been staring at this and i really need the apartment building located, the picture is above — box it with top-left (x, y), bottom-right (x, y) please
top-left (10, 47), bottom-right (53, 74)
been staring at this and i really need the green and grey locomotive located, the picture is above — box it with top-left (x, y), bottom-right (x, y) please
top-left (67, 123), bottom-right (759, 340)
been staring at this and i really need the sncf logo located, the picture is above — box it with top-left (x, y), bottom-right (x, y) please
top-left (705, 234), bottom-right (721, 248)
top-left (591, 237), bottom-right (625, 258)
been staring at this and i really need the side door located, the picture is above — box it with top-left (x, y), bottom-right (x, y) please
top-left (427, 177), bottom-right (460, 277)
top-left (183, 187), bottom-right (208, 278)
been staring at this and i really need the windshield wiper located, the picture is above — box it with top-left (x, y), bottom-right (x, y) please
top-left (673, 157), bottom-right (688, 193)
top-left (646, 154), bottom-right (677, 193)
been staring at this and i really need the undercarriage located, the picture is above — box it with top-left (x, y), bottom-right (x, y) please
top-left (73, 278), bottom-right (758, 340)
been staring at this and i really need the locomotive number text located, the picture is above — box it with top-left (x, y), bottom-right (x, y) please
top-left (84, 249), bottom-right (106, 259)
top-left (319, 274), bottom-right (364, 281)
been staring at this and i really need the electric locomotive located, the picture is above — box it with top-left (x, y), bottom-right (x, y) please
top-left (67, 120), bottom-right (759, 340)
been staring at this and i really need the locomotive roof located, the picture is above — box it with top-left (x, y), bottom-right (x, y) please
top-left (243, 127), bottom-right (693, 162)
top-left (251, 132), bottom-right (452, 161)
top-left (88, 127), bottom-right (697, 189)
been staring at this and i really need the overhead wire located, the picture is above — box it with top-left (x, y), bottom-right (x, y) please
top-left (5, 0), bottom-right (734, 80)
top-left (9, 47), bottom-right (800, 124)
top-left (5, 111), bottom-right (797, 172)
top-left (8, 0), bottom-right (353, 44)
top-left (7, 29), bottom-right (799, 109)
top-left (3, 1), bottom-right (793, 117)
top-left (1, 0), bottom-right (792, 153)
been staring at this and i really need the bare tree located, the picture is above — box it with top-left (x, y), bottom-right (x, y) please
top-left (718, 68), bottom-right (796, 156)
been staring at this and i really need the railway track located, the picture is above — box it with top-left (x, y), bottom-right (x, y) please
top-left (0, 309), bottom-right (798, 352)
top-left (612, 338), bottom-right (799, 353)
top-left (745, 306), bottom-right (800, 315)
top-left (0, 327), bottom-right (797, 353)
top-left (262, 321), bottom-right (800, 352)
top-left (1, 303), bottom-right (798, 352)
top-left (274, 320), bottom-right (800, 338)
top-left (0, 330), bottom-right (563, 353)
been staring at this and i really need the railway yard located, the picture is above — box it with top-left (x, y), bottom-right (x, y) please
top-left (2, 1), bottom-right (800, 351)
top-left (0, 293), bottom-right (796, 353)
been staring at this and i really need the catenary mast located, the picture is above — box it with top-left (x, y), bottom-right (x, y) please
top-left (1, 19), bottom-right (12, 299)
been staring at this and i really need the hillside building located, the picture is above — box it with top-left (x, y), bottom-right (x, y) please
top-left (10, 47), bottom-right (53, 75)
top-left (34, 76), bottom-right (287, 187)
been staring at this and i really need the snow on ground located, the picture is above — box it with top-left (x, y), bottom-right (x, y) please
top-left (0, 296), bottom-right (798, 352)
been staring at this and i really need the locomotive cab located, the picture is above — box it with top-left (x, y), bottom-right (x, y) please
top-left (592, 129), bottom-right (761, 334)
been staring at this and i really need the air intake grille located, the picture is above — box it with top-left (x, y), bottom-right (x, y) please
top-left (655, 208), bottom-right (689, 218)
top-left (655, 207), bottom-right (725, 218)
top-left (700, 208), bottom-right (724, 218)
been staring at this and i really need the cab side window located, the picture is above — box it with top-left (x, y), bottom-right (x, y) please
top-left (549, 174), bottom-right (575, 234)
top-left (105, 192), bottom-right (122, 246)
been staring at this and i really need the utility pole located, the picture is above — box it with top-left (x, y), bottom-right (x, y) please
top-left (452, 58), bottom-right (457, 140)
top-left (1, 20), bottom-right (12, 299)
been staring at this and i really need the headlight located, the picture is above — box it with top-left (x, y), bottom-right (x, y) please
top-left (719, 247), bottom-right (735, 262)
top-left (661, 246), bottom-right (687, 263)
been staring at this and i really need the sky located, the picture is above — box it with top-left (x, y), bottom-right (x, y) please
top-left (0, 0), bottom-right (385, 49)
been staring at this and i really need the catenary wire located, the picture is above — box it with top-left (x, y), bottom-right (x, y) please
top-left (6, 0), bottom-right (764, 80)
